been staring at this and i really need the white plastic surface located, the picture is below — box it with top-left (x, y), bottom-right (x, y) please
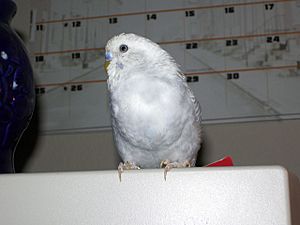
top-left (0, 166), bottom-right (293, 225)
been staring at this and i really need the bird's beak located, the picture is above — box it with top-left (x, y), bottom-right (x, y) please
top-left (104, 61), bottom-right (110, 74)
top-left (104, 51), bottom-right (113, 74)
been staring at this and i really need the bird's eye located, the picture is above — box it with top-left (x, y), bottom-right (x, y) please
top-left (119, 44), bottom-right (128, 53)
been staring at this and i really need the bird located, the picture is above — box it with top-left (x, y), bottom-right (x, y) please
top-left (104, 33), bottom-right (201, 181)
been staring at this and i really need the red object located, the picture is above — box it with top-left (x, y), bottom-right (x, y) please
top-left (205, 156), bottom-right (234, 167)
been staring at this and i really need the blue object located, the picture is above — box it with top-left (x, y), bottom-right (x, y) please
top-left (0, 0), bottom-right (35, 172)
top-left (105, 51), bottom-right (113, 61)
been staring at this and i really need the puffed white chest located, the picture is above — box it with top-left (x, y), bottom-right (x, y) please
top-left (109, 75), bottom-right (189, 145)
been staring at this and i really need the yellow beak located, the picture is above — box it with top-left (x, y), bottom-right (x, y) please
top-left (104, 60), bottom-right (110, 74)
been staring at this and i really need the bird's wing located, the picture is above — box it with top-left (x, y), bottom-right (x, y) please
top-left (190, 90), bottom-right (202, 123)
top-left (177, 71), bottom-right (202, 123)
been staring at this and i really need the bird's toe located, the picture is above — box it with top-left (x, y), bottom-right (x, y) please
top-left (117, 161), bottom-right (140, 182)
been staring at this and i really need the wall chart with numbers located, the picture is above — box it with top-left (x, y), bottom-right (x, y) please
top-left (28, 0), bottom-right (300, 132)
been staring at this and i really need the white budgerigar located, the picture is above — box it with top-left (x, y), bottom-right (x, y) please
top-left (104, 33), bottom-right (201, 180)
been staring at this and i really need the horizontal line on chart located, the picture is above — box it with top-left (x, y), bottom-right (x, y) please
top-left (35, 0), bottom-right (294, 25)
top-left (35, 64), bottom-right (297, 88)
top-left (34, 47), bottom-right (104, 56)
top-left (185, 64), bottom-right (297, 75)
top-left (35, 79), bottom-right (107, 87)
top-left (33, 30), bottom-right (300, 56)
top-left (202, 113), bottom-right (300, 124)
top-left (159, 30), bottom-right (300, 45)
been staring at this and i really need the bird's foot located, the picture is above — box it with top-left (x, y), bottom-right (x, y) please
top-left (118, 161), bottom-right (140, 182)
top-left (160, 160), bottom-right (191, 181)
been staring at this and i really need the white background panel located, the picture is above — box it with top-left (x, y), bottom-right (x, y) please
top-left (107, 15), bottom-right (146, 38)
top-left (28, 0), bottom-right (300, 132)
top-left (145, 0), bottom-right (184, 11)
top-left (108, 0), bottom-right (147, 14)
top-left (145, 12), bottom-right (185, 42)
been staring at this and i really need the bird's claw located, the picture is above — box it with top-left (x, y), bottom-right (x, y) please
top-left (160, 160), bottom-right (191, 181)
top-left (118, 161), bottom-right (140, 182)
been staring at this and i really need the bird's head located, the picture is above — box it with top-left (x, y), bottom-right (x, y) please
top-left (104, 33), bottom-right (179, 77)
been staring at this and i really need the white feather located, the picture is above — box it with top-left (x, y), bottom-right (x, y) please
top-left (105, 33), bottom-right (201, 168)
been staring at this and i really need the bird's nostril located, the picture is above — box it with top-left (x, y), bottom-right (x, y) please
top-left (105, 52), bottom-right (113, 61)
